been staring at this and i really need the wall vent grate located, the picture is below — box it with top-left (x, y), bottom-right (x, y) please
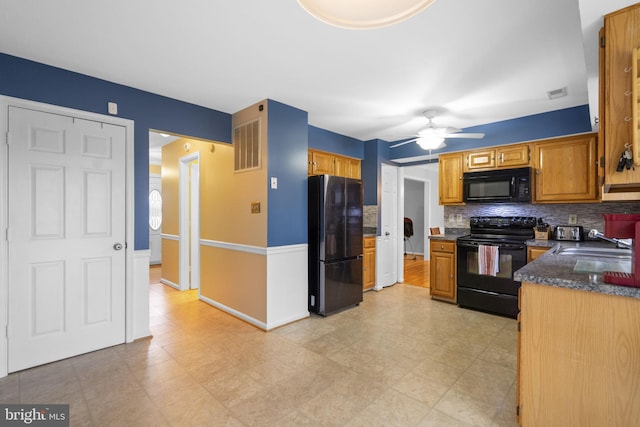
top-left (233, 118), bottom-right (261, 172)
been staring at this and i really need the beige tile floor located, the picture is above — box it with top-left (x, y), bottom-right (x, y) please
top-left (0, 274), bottom-right (518, 426)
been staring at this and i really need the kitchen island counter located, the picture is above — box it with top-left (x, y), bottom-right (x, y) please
top-left (514, 241), bottom-right (640, 299)
top-left (516, 241), bottom-right (640, 426)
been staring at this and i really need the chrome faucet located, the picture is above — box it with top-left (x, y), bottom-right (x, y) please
top-left (588, 229), bottom-right (633, 249)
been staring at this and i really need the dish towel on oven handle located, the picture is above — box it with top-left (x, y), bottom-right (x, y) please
top-left (478, 244), bottom-right (499, 276)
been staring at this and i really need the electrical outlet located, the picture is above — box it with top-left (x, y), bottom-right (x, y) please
top-left (568, 214), bottom-right (577, 225)
top-left (456, 214), bottom-right (462, 223)
top-left (448, 214), bottom-right (455, 223)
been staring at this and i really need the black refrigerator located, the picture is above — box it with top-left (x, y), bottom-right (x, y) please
top-left (308, 175), bottom-right (363, 316)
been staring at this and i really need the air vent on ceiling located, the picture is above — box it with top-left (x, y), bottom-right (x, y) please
top-left (233, 118), bottom-right (261, 172)
top-left (547, 87), bottom-right (568, 100)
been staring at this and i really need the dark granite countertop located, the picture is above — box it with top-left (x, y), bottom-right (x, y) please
top-left (514, 241), bottom-right (640, 299)
top-left (428, 232), bottom-right (467, 241)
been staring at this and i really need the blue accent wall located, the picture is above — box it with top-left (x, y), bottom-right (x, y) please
top-left (362, 139), bottom-right (392, 206)
top-left (0, 53), bottom-right (232, 250)
top-left (267, 100), bottom-right (309, 247)
top-left (308, 125), bottom-right (364, 159)
top-left (389, 105), bottom-right (592, 160)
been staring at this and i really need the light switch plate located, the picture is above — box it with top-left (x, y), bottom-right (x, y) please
top-left (270, 177), bottom-right (278, 189)
top-left (108, 102), bottom-right (118, 115)
top-left (251, 201), bottom-right (261, 214)
top-left (568, 214), bottom-right (577, 225)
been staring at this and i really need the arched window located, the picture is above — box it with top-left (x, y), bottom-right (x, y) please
top-left (149, 189), bottom-right (162, 231)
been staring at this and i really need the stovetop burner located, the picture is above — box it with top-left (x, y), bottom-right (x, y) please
top-left (462, 216), bottom-right (537, 242)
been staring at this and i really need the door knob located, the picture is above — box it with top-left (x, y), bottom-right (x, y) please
top-left (385, 232), bottom-right (390, 236)
top-left (113, 243), bottom-right (123, 250)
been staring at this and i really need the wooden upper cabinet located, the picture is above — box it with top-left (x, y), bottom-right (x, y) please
top-left (465, 144), bottom-right (530, 171)
top-left (465, 149), bottom-right (495, 171)
top-left (347, 158), bottom-right (361, 179)
top-left (308, 149), bottom-right (361, 179)
top-left (438, 152), bottom-right (464, 204)
top-left (533, 133), bottom-right (598, 203)
top-left (599, 4), bottom-right (640, 200)
top-left (497, 144), bottom-right (530, 168)
top-left (310, 150), bottom-right (334, 175)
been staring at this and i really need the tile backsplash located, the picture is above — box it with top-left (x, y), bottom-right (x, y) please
top-left (444, 202), bottom-right (640, 233)
top-left (363, 205), bottom-right (377, 228)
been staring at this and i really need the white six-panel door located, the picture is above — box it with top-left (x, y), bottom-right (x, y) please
top-left (7, 106), bottom-right (126, 372)
top-left (377, 163), bottom-right (398, 289)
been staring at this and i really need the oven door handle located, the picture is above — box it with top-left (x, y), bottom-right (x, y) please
top-left (468, 288), bottom-right (501, 296)
top-left (457, 241), bottom-right (525, 250)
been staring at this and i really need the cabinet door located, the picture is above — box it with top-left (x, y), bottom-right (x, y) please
top-left (533, 134), bottom-right (598, 203)
top-left (311, 151), bottom-right (334, 175)
top-left (527, 246), bottom-right (550, 263)
top-left (363, 239), bottom-right (376, 290)
top-left (429, 240), bottom-right (456, 302)
top-left (466, 149), bottom-right (495, 171)
top-left (347, 158), bottom-right (361, 179)
top-left (307, 151), bottom-right (314, 175)
top-left (334, 156), bottom-right (349, 177)
top-left (438, 152), bottom-right (464, 204)
top-left (430, 250), bottom-right (456, 301)
top-left (497, 144), bottom-right (530, 168)
top-left (603, 5), bottom-right (640, 187)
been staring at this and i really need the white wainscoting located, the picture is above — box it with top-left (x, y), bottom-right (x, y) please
top-left (132, 250), bottom-right (151, 340)
top-left (266, 244), bottom-right (309, 329)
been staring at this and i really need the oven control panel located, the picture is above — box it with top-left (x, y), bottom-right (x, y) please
top-left (470, 216), bottom-right (537, 229)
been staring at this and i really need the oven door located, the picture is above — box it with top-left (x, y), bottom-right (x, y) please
top-left (456, 239), bottom-right (527, 296)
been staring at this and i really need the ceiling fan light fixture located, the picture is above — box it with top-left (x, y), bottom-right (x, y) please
top-left (416, 135), bottom-right (444, 150)
top-left (297, 0), bottom-right (436, 30)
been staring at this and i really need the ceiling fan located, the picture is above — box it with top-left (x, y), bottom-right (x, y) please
top-left (390, 110), bottom-right (485, 150)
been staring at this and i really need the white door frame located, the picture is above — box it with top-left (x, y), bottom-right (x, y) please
top-left (0, 96), bottom-right (135, 378)
top-left (178, 152), bottom-right (200, 291)
top-left (397, 167), bottom-right (405, 283)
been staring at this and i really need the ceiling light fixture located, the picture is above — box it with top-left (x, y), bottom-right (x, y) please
top-left (416, 135), bottom-right (445, 150)
top-left (297, 0), bottom-right (436, 30)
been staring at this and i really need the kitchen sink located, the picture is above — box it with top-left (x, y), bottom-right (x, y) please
top-left (552, 246), bottom-right (632, 259)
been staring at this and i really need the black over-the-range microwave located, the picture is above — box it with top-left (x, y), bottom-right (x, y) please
top-left (463, 167), bottom-right (531, 203)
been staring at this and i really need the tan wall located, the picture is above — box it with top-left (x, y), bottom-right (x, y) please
top-left (200, 245), bottom-right (267, 322)
top-left (149, 164), bottom-right (161, 175)
top-left (160, 101), bottom-right (270, 322)
top-left (161, 239), bottom-right (179, 285)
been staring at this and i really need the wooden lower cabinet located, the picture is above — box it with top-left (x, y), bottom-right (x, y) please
top-left (526, 246), bottom-right (550, 263)
top-left (429, 240), bottom-right (456, 302)
top-left (518, 282), bottom-right (640, 426)
top-left (363, 237), bottom-right (376, 290)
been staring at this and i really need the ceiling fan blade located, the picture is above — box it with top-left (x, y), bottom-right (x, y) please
top-left (389, 138), bottom-right (418, 148)
top-left (443, 133), bottom-right (485, 139)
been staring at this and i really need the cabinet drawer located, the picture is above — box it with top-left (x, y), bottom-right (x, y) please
top-left (363, 237), bottom-right (376, 248)
top-left (430, 240), bottom-right (455, 253)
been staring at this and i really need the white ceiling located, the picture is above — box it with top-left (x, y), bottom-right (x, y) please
top-left (0, 0), bottom-right (636, 144)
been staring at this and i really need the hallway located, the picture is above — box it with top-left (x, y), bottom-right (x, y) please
top-left (0, 267), bottom-right (518, 426)
top-left (403, 256), bottom-right (430, 288)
